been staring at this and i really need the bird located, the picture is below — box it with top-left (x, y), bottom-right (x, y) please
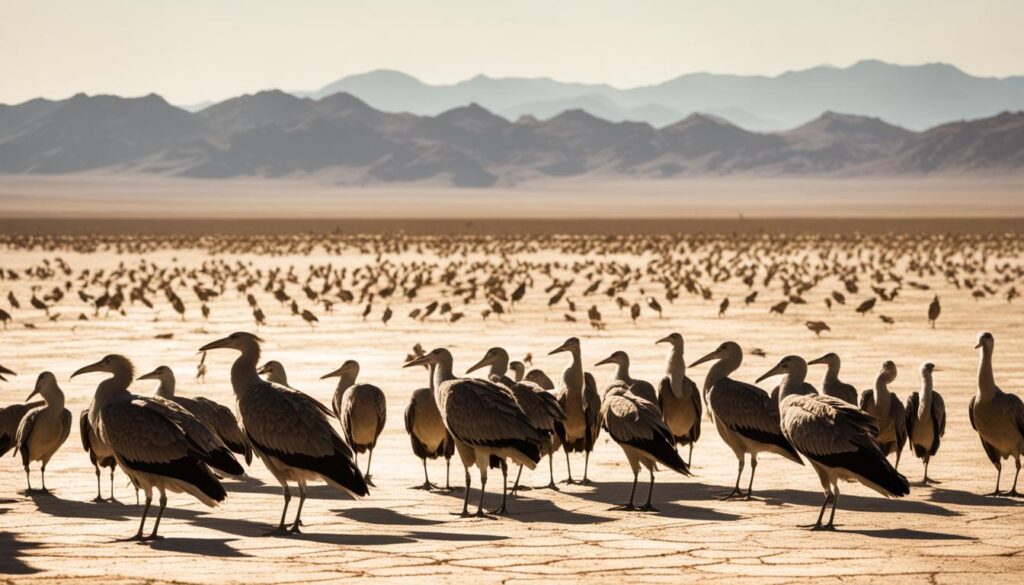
top-left (757, 355), bottom-right (909, 529)
top-left (690, 341), bottom-right (803, 499)
top-left (600, 384), bottom-right (690, 512)
top-left (403, 348), bottom-right (545, 516)
top-left (806, 353), bottom-right (859, 404)
top-left (404, 361), bottom-right (456, 491)
top-left (549, 337), bottom-right (602, 485)
top-left (905, 362), bottom-right (946, 485)
top-left (257, 361), bottom-right (290, 386)
top-left (71, 355), bottom-right (237, 540)
top-left (137, 365), bottom-right (252, 465)
top-left (655, 333), bottom-right (702, 464)
top-left (594, 350), bottom-right (658, 406)
top-left (12, 372), bottom-right (72, 493)
top-left (200, 333), bottom-right (368, 533)
top-left (1, 370), bottom-right (46, 459)
top-left (805, 321), bottom-right (830, 337)
top-left (323, 360), bottom-right (387, 486)
top-left (855, 297), bottom-right (877, 315)
top-left (509, 360), bottom-right (556, 390)
top-left (927, 295), bottom-right (941, 328)
top-left (466, 346), bottom-right (565, 492)
top-left (859, 361), bottom-right (908, 470)
top-left (970, 332), bottom-right (1024, 496)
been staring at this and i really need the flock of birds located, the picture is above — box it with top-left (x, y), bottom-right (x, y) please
top-left (2, 329), bottom-right (1022, 540)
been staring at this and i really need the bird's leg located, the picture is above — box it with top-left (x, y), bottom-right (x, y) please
top-left (475, 473), bottom-right (488, 517)
top-left (561, 449), bottom-right (576, 485)
top-left (289, 483), bottom-right (306, 533)
top-left (640, 468), bottom-right (658, 512)
top-left (810, 492), bottom-right (830, 530)
top-left (722, 458), bottom-right (744, 500)
top-left (455, 470), bottom-right (472, 517)
top-left (122, 494), bottom-right (151, 542)
top-left (443, 458), bottom-right (459, 491)
top-left (145, 491), bottom-right (167, 540)
top-left (612, 470), bottom-right (639, 511)
top-left (745, 456), bottom-right (758, 500)
top-left (93, 466), bottom-right (104, 503)
top-left (109, 468), bottom-right (117, 502)
top-left (825, 485), bottom-right (840, 529)
top-left (1009, 458), bottom-right (1022, 497)
top-left (414, 458), bottom-right (434, 490)
top-left (510, 465), bottom-right (524, 496)
top-left (24, 466), bottom-right (32, 493)
top-left (41, 463), bottom-right (49, 493)
top-left (688, 443), bottom-right (694, 467)
top-left (987, 464), bottom-right (1003, 496)
top-left (364, 450), bottom-right (374, 487)
top-left (544, 454), bottom-right (559, 491)
top-left (264, 485), bottom-right (292, 536)
top-left (489, 461), bottom-right (509, 515)
top-left (581, 450), bottom-right (593, 485)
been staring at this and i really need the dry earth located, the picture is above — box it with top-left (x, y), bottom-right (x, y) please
top-left (2, 230), bottom-right (1024, 584)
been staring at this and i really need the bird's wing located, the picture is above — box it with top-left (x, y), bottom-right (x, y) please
top-left (14, 407), bottom-right (42, 462)
top-left (404, 392), bottom-right (417, 434)
top-left (240, 381), bottom-right (350, 458)
top-left (58, 409), bottom-right (72, 450)
top-left (709, 378), bottom-right (781, 437)
top-left (628, 380), bottom-right (658, 405)
top-left (905, 391), bottom-right (919, 444)
top-left (193, 396), bottom-right (251, 463)
top-left (142, 396), bottom-right (225, 454)
top-left (78, 408), bottom-right (92, 452)
top-left (525, 369), bottom-right (555, 390)
top-left (584, 373), bottom-right (603, 444)
top-left (601, 393), bottom-right (688, 474)
top-left (968, 395), bottom-right (977, 430)
top-left (687, 377), bottom-right (702, 442)
top-left (782, 394), bottom-right (878, 458)
top-left (440, 379), bottom-right (543, 447)
top-left (657, 377), bottom-right (670, 411)
top-left (933, 392), bottom-right (946, 438)
top-left (890, 394), bottom-right (908, 446)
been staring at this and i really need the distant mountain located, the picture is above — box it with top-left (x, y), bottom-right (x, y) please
top-left (0, 91), bottom-right (1021, 186)
top-left (303, 61), bottom-right (1024, 131)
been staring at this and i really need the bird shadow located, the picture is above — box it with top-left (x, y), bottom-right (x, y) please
top-left (0, 532), bottom-right (40, 574)
top-left (562, 480), bottom-right (742, 522)
top-left (505, 494), bottom-right (617, 524)
top-left (145, 537), bottom-right (250, 557)
top-left (928, 487), bottom-right (1024, 507)
top-left (333, 506), bottom-right (443, 526)
top-left (407, 530), bottom-right (508, 542)
top-left (841, 528), bottom-right (975, 541)
top-left (754, 487), bottom-right (960, 517)
top-left (225, 482), bottom-right (349, 499)
top-left (28, 493), bottom-right (206, 522)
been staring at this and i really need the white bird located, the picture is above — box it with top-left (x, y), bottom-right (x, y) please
top-left (601, 385), bottom-right (690, 511)
top-left (404, 362), bottom-right (456, 490)
top-left (404, 348), bottom-right (545, 516)
top-left (71, 355), bottom-right (237, 540)
top-left (906, 362), bottom-right (946, 484)
top-left (137, 365), bottom-right (252, 465)
top-left (690, 341), bottom-right (803, 499)
top-left (807, 353), bottom-right (859, 405)
top-left (758, 355), bottom-right (910, 529)
top-left (200, 333), bottom-right (368, 534)
top-left (594, 350), bottom-right (659, 406)
top-left (859, 361), bottom-right (908, 470)
top-left (549, 337), bottom-right (602, 485)
top-left (970, 332), bottom-right (1024, 496)
top-left (467, 347), bottom-right (565, 493)
top-left (12, 372), bottom-right (71, 493)
top-left (257, 360), bottom-right (289, 386)
top-left (655, 333), bottom-right (702, 464)
top-left (323, 360), bottom-right (387, 486)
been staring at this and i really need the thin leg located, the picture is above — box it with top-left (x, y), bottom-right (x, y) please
top-left (745, 456), bottom-right (758, 499)
top-left (640, 468), bottom-right (658, 512)
top-left (825, 485), bottom-right (840, 528)
top-left (457, 470), bottom-right (472, 517)
top-left (562, 449), bottom-right (575, 484)
top-left (987, 464), bottom-right (1003, 496)
top-left (582, 450), bottom-right (593, 485)
top-left (264, 485), bottom-right (292, 535)
top-left (146, 491), bottom-right (167, 540)
top-left (923, 457), bottom-right (930, 484)
top-left (475, 473), bottom-right (488, 516)
top-left (415, 458), bottom-right (435, 490)
top-left (109, 468), bottom-right (116, 501)
top-left (364, 450), bottom-right (375, 487)
top-left (289, 483), bottom-right (306, 532)
top-left (612, 470), bottom-right (639, 510)
top-left (24, 466), bottom-right (31, 492)
top-left (688, 442), bottom-right (694, 467)
top-left (811, 492), bottom-right (830, 529)
top-left (1009, 458), bottom-right (1022, 497)
top-left (490, 462), bottom-right (509, 515)
top-left (131, 495), bottom-right (152, 541)
top-left (41, 464), bottom-right (48, 492)
top-left (93, 466), bottom-right (104, 502)
top-left (445, 458), bottom-right (454, 491)
top-left (544, 454), bottom-right (559, 490)
top-left (510, 465), bottom-right (524, 496)
top-left (722, 458), bottom-right (744, 499)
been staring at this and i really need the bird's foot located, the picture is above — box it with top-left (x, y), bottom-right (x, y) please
top-left (579, 478), bottom-right (594, 486)
top-left (540, 482), bottom-right (561, 492)
top-left (514, 485), bottom-right (533, 492)
top-left (720, 489), bottom-right (744, 500)
top-left (261, 526), bottom-right (291, 537)
top-left (1006, 489), bottom-right (1023, 498)
top-left (364, 476), bottom-right (376, 488)
top-left (984, 490), bottom-right (1004, 497)
top-left (609, 503), bottom-right (637, 511)
top-left (141, 534), bottom-right (164, 542)
top-left (560, 478), bottom-right (578, 485)
top-left (116, 534), bottom-right (148, 543)
top-left (474, 509), bottom-right (494, 519)
top-left (91, 496), bottom-right (107, 503)
top-left (451, 510), bottom-right (474, 518)
top-left (487, 506), bottom-right (508, 516)
top-left (639, 503), bottom-right (660, 513)
top-left (442, 485), bottom-right (462, 492)
top-left (288, 524), bottom-right (302, 534)
top-left (922, 477), bottom-right (942, 485)
top-left (410, 482), bottom-right (437, 491)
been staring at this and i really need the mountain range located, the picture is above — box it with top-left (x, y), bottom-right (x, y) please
top-left (0, 90), bottom-right (1021, 187)
top-left (299, 61), bottom-right (1024, 131)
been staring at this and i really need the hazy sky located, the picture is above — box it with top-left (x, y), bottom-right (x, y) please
top-left (2, 0), bottom-right (1022, 105)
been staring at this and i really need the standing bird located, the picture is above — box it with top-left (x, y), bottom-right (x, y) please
top-left (257, 361), bottom-right (289, 386)
top-left (757, 355), bottom-right (909, 530)
top-left (905, 362), bottom-right (946, 484)
top-left (71, 355), bottom-right (236, 540)
top-left (970, 332), bottom-right (1024, 496)
top-left (859, 361), bottom-right (908, 469)
top-left (601, 385), bottom-right (690, 511)
top-left (137, 365), bottom-right (252, 465)
top-left (13, 372), bottom-right (72, 493)
top-left (594, 351), bottom-right (658, 406)
top-left (927, 295), bottom-right (941, 328)
top-left (466, 347), bottom-right (565, 492)
top-left (690, 341), bottom-right (803, 499)
top-left (2, 370), bottom-right (43, 458)
top-left (323, 360), bottom-right (386, 486)
top-left (200, 333), bottom-right (368, 533)
top-left (549, 337), bottom-right (602, 485)
top-left (805, 321), bottom-right (831, 338)
top-left (403, 348), bottom-right (545, 516)
top-left (655, 333), bottom-right (701, 464)
top-left (807, 353), bottom-right (859, 405)
top-left (404, 362), bottom-right (456, 490)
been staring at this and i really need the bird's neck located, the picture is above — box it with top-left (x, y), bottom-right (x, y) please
top-left (920, 375), bottom-right (933, 408)
top-left (666, 349), bottom-right (685, 396)
top-left (563, 352), bottom-right (584, 395)
top-left (41, 387), bottom-right (65, 410)
top-left (780, 368), bottom-right (807, 399)
top-left (823, 362), bottom-right (840, 383)
top-left (873, 374), bottom-right (891, 402)
top-left (95, 376), bottom-right (132, 408)
top-left (335, 374), bottom-right (357, 394)
top-left (155, 376), bottom-right (175, 398)
top-left (978, 348), bottom-right (997, 398)
top-left (488, 359), bottom-right (508, 378)
top-left (231, 349), bottom-right (262, 395)
top-left (705, 354), bottom-right (740, 392)
top-left (433, 359), bottom-right (456, 389)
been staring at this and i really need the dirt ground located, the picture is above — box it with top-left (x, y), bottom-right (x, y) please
top-left (2, 233), bottom-right (1024, 584)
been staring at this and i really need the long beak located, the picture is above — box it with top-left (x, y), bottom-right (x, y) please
top-left (199, 336), bottom-right (232, 352)
top-left (70, 360), bottom-right (105, 379)
top-left (404, 355), bottom-right (430, 368)
top-left (807, 355), bottom-right (827, 366)
top-left (932, 367), bottom-right (943, 372)
top-left (466, 356), bottom-right (490, 374)
top-left (655, 335), bottom-right (673, 345)
top-left (974, 342), bottom-right (982, 349)
top-left (321, 366), bottom-right (347, 379)
top-left (689, 350), bottom-right (719, 368)
top-left (594, 355), bottom-right (616, 367)
top-left (548, 344), bottom-right (569, 356)
top-left (256, 364), bottom-right (271, 375)
top-left (26, 388), bottom-right (39, 401)
top-left (0, 365), bottom-right (15, 377)
top-left (137, 369), bottom-right (160, 381)
top-left (756, 364), bottom-right (784, 384)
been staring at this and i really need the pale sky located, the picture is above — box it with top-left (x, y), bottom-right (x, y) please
top-left (2, 0), bottom-right (1022, 105)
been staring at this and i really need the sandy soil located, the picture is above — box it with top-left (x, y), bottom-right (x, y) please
top-left (2, 235), bottom-right (1024, 584)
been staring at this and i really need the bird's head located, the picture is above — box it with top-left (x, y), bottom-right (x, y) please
top-left (137, 365), bottom-right (173, 383)
top-left (656, 332), bottom-right (683, 348)
top-left (595, 350), bottom-right (628, 368)
top-left (200, 331), bottom-right (263, 354)
top-left (879, 360), bottom-right (898, 381)
top-left (27, 371), bottom-right (59, 402)
top-left (975, 331), bottom-right (994, 350)
top-left (549, 337), bottom-right (580, 356)
top-left (322, 359), bottom-right (360, 380)
top-left (71, 354), bottom-right (135, 380)
top-left (807, 352), bottom-right (839, 367)
top-left (920, 362), bottom-right (938, 377)
top-left (690, 341), bottom-right (739, 368)
top-left (403, 347), bottom-right (452, 369)
top-left (756, 355), bottom-right (806, 383)
top-left (466, 347), bottom-right (508, 375)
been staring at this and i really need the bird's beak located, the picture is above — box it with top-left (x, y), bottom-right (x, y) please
top-left (594, 355), bottom-right (616, 367)
top-left (655, 335), bottom-right (673, 345)
top-left (974, 342), bottom-right (982, 349)
top-left (756, 364), bottom-right (784, 384)
top-left (807, 355), bottom-right (827, 366)
top-left (70, 360), bottom-right (105, 379)
top-left (466, 356), bottom-right (490, 374)
top-left (321, 365), bottom-right (347, 379)
top-left (137, 369), bottom-right (160, 381)
top-left (933, 367), bottom-right (943, 372)
top-left (689, 350), bottom-right (719, 368)
top-left (0, 365), bottom-right (15, 377)
top-left (26, 384), bottom-right (40, 401)
top-left (256, 364), bottom-right (271, 375)
top-left (548, 342), bottom-right (570, 356)
top-left (199, 336), bottom-right (232, 352)
top-left (404, 355), bottom-right (429, 368)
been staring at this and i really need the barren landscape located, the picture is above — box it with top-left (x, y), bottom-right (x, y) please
top-left (2, 223), bottom-right (1024, 584)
